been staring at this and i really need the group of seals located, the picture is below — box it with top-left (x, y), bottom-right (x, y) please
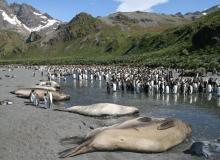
top-left (5, 67), bottom-right (194, 158)
top-left (59, 117), bottom-right (192, 158)
top-left (54, 103), bottom-right (139, 117)
top-left (10, 80), bottom-right (70, 101)
top-left (8, 73), bottom-right (192, 158)
top-left (11, 88), bottom-right (70, 101)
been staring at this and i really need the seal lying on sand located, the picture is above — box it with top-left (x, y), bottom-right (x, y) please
top-left (54, 103), bottom-right (139, 117)
top-left (34, 85), bottom-right (57, 91)
top-left (38, 81), bottom-right (60, 89)
top-left (59, 117), bottom-right (192, 158)
top-left (11, 88), bottom-right (70, 101)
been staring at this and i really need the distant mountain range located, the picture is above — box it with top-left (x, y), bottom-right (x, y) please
top-left (0, 0), bottom-right (219, 70)
top-left (0, 0), bottom-right (219, 36)
top-left (178, 5), bottom-right (220, 20)
top-left (0, 0), bottom-right (61, 35)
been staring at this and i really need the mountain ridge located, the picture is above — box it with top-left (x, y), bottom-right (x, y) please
top-left (0, 2), bottom-right (219, 70)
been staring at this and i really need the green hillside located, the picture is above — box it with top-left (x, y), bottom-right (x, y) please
top-left (126, 10), bottom-right (220, 69)
top-left (0, 30), bottom-right (26, 58)
top-left (0, 11), bottom-right (219, 70)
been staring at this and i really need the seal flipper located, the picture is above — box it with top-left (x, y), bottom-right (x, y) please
top-left (59, 147), bottom-right (77, 158)
top-left (157, 119), bottom-right (175, 130)
top-left (59, 139), bottom-right (93, 158)
top-left (60, 136), bottom-right (86, 146)
top-left (10, 91), bottom-right (15, 94)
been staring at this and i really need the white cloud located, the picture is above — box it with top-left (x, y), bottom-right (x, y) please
top-left (115, 0), bottom-right (169, 12)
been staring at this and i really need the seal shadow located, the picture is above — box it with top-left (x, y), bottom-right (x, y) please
top-left (24, 101), bottom-right (47, 110)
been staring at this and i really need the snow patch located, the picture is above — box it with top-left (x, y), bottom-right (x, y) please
top-left (202, 12), bottom-right (207, 15)
top-left (33, 12), bottom-right (42, 16)
top-left (34, 11), bottom-right (48, 19)
top-left (31, 19), bottom-right (59, 32)
top-left (218, 6), bottom-right (220, 8)
top-left (40, 15), bottom-right (47, 19)
top-left (0, 9), bottom-right (60, 32)
top-left (0, 10), bottom-right (22, 26)
top-left (22, 24), bottom-right (32, 32)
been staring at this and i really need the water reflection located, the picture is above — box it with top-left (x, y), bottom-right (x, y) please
top-left (193, 95), bottom-right (198, 103)
top-left (207, 93), bottom-right (212, 101)
top-left (66, 80), bottom-right (220, 107)
top-left (189, 95), bottom-right (193, 104)
top-left (73, 79), bottom-right (76, 88)
top-left (166, 94), bottom-right (170, 105)
top-left (218, 97), bottom-right (220, 107)
top-left (174, 94), bottom-right (177, 105)
top-left (99, 81), bottom-right (102, 89)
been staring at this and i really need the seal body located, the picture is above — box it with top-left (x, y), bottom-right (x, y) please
top-left (11, 88), bottom-right (70, 101)
top-left (38, 81), bottom-right (60, 89)
top-left (54, 103), bottom-right (139, 117)
top-left (59, 117), bottom-right (192, 158)
top-left (34, 85), bottom-right (57, 91)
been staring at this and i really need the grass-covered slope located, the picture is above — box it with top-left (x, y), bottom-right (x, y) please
top-left (0, 30), bottom-right (26, 58)
top-left (10, 13), bottom-right (144, 60)
top-left (128, 10), bottom-right (220, 69)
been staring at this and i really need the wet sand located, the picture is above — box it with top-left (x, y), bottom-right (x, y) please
top-left (0, 68), bottom-right (199, 160)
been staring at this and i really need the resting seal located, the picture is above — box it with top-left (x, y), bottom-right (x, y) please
top-left (54, 103), bottom-right (139, 117)
top-left (38, 80), bottom-right (60, 89)
top-left (59, 117), bottom-right (192, 158)
top-left (34, 85), bottom-right (57, 91)
top-left (10, 88), bottom-right (70, 101)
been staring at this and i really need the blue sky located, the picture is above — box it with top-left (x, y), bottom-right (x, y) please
top-left (7, 0), bottom-right (220, 22)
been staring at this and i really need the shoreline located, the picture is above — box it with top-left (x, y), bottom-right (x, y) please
top-left (0, 59), bottom-right (219, 71)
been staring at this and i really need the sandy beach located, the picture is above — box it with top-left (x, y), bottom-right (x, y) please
top-left (0, 67), bottom-right (199, 160)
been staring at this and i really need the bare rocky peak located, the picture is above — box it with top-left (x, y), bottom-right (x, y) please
top-left (10, 3), bottom-right (60, 29)
top-left (10, 3), bottom-right (41, 28)
top-left (100, 4), bottom-right (220, 28)
top-left (99, 11), bottom-right (189, 29)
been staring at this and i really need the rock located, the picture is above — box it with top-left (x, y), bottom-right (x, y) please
top-left (184, 140), bottom-right (220, 158)
top-left (26, 32), bottom-right (42, 43)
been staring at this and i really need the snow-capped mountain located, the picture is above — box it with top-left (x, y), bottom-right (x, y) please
top-left (0, 0), bottom-right (61, 36)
